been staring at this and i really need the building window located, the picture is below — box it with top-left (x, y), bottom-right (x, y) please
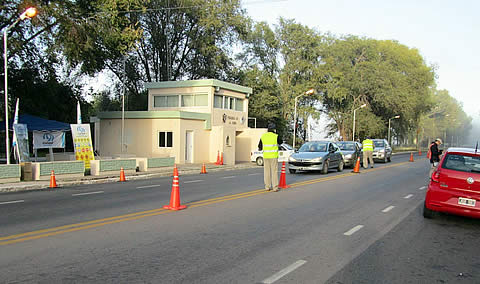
top-left (214, 95), bottom-right (244, 111)
top-left (159, 131), bottom-right (173, 147)
top-left (235, 99), bottom-right (243, 111)
top-left (154, 95), bottom-right (179, 107)
top-left (229, 97), bottom-right (235, 110)
top-left (181, 94), bottom-right (208, 107)
top-left (214, 95), bottom-right (223, 108)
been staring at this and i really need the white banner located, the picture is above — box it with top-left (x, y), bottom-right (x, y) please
top-left (33, 131), bottom-right (65, 149)
top-left (70, 124), bottom-right (95, 169)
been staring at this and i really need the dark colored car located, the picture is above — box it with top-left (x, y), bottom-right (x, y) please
top-left (424, 147), bottom-right (480, 218)
top-left (288, 141), bottom-right (344, 174)
top-left (372, 139), bottom-right (392, 163)
top-left (335, 141), bottom-right (362, 168)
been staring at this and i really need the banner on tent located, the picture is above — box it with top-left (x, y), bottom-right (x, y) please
top-left (70, 124), bottom-right (95, 169)
top-left (13, 124), bottom-right (30, 163)
top-left (33, 131), bottom-right (65, 149)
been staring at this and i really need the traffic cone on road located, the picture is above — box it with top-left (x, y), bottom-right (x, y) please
top-left (352, 157), bottom-right (361, 173)
top-left (163, 166), bottom-right (187, 211)
top-left (200, 163), bottom-right (207, 174)
top-left (279, 161), bottom-right (290, 189)
top-left (49, 170), bottom-right (57, 188)
top-left (409, 152), bottom-right (415, 162)
top-left (119, 167), bottom-right (126, 182)
top-left (215, 151), bottom-right (220, 165)
top-left (219, 152), bottom-right (224, 165)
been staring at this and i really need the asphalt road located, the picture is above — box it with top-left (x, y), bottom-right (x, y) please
top-left (2, 155), bottom-right (476, 283)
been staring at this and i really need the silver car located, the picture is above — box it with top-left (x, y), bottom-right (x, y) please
top-left (335, 141), bottom-right (362, 168)
top-left (372, 139), bottom-right (392, 163)
top-left (288, 141), bottom-right (344, 174)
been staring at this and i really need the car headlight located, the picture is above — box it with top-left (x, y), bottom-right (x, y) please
top-left (289, 156), bottom-right (297, 162)
top-left (379, 149), bottom-right (385, 153)
top-left (345, 154), bottom-right (352, 159)
top-left (311, 157), bottom-right (323, 162)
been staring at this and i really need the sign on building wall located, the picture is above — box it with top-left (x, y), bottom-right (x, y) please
top-left (70, 124), bottom-right (95, 169)
top-left (33, 131), bottom-right (65, 149)
top-left (13, 124), bottom-right (30, 163)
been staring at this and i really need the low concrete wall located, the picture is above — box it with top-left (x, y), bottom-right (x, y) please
top-left (90, 159), bottom-right (136, 176)
top-left (0, 164), bottom-right (21, 183)
top-left (32, 161), bottom-right (85, 181)
top-left (137, 157), bottom-right (175, 172)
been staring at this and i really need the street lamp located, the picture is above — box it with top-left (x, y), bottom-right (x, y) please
top-left (3, 7), bottom-right (37, 164)
top-left (352, 104), bottom-right (367, 142)
top-left (293, 89), bottom-right (315, 150)
top-left (388, 115), bottom-right (400, 145)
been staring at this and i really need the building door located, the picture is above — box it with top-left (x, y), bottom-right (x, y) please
top-left (185, 131), bottom-right (193, 163)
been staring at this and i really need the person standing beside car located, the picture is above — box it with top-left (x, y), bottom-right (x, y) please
top-left (429, 138), bottom-right (443, 178)
top-left (258, 123), bottom-right (282, 192)
top-left (362, 137), bottom-right (375, 169)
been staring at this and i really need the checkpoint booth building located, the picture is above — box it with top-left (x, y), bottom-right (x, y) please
top-left (91, 79), bottom-right (267, 165)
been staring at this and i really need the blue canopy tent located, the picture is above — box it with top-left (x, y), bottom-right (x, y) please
top-left (0, 114), bottom-right (71, 162)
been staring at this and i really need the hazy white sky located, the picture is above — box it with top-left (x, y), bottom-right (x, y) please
top-left (243, 0), bottom-right (480, 122)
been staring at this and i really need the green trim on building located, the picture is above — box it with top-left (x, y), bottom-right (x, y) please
top-left (97, 111), bottom-right (211, 129)
top-left (99, 159), bottom-right (136, 172)
top-left (39, 161), bottom-right (85, 176)
top-left (144, 79), bottom-right (252, 95)
top-left (0, 164), bottom-right (20, 179)
top-left (147, 157), bottom-right (175, 168)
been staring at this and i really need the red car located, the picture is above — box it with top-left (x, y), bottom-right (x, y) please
top-left (424, 147), bottom-right (480, 218)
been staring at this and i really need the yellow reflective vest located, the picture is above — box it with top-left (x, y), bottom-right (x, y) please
top-left (261, 132), bottom-right (279, 159)
top-left (362, 139), bottom-right (374, 151)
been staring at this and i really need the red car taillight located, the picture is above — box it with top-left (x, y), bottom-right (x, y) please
top-left (431, 170), bottom-right (440, 183)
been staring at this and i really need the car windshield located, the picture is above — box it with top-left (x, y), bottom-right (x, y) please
top-left (298, 142), bottom-right (328, 152)
top-left (442, 154), bottom-right (480, 173)
top-left (374, 141), bottom-right (385, 147)
top-left (282, 144), bottom-right (293, 150)
top-left (336, 142), bottom-right (355, 151)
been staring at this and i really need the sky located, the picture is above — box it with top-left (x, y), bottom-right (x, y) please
top-left (242, 0), bottom-right (480, 127)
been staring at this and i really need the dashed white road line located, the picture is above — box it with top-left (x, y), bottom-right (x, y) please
top-left (184, 180), bottom-right (204, 184)
top-left (72, 191), bottom-right (104, 196)
top-left (248, 173), bottom-right (261, 176)
top-left (404, 194), bottom-right (413, 199)
top-left (382, 206), bottom-right (395, 213)
top-left (136, 185), bottom-right (160, 189)
top-left (0, 200), bottom-right (24, 205)
top-left (261, 260), bottom-right (307, 284)
top-left (344, 225), bottom-right (364, 236)
top-left (419, 186), bottom-right (427, 190)
top-left (222, 176), bottom-right (236, 179)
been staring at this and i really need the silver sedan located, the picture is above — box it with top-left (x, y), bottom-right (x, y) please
top-left (288, 141), bottom-right (344, 174)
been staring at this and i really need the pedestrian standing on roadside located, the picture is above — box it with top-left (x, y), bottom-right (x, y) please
top-left (258, 123), bottom-right (281, 192)
top-left (362, 136), bottom-right (375, 169)
top-left (429, 138), bottom-right (443, 178)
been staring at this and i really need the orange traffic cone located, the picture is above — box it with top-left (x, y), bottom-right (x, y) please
top-left (279, 161), bottom-right (290, 189)
top-left (219, 152), bottom-right (224, 165)
top-left (163, 166), bottom-right (187, 211)
top-left (352, 157), bottom-right (361, 173)
top-left (409, 152), bottom-right (414, 162)
top-left (119, 167), bottom-right (126, 182)
top-left (200, 163), bottom-right (207, 174)
top-left (49, 170), bottom-right (57, 188)
top-left (215, 151), bottom-right (220, 165)
top-left (418, 149), bottom-right (422, 156)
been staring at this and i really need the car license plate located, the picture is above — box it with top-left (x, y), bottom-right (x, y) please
top-left (458, 197), bottom-right (476, 207)
top-left (298, 167), bottom-right (308, 170)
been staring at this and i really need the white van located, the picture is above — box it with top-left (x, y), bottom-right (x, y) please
top-left (250, 143), bottom-right (294, 166)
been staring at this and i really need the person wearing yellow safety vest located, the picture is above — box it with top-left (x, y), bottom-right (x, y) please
top-left (362, 137), bottom-right (375, 169)
top-left (258, 123), bottom-right (282, 192)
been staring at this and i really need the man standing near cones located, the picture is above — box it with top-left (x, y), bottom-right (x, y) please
top-left (258, 123), bottom-right (282, 192)
top-left (362, 136), bottom-right (375, 169)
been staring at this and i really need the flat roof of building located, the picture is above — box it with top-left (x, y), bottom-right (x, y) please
top-left (144, 79), bottom-right (253, 95)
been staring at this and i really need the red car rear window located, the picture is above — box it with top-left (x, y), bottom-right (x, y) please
top-left (441, 154), bottom-right (480, 174)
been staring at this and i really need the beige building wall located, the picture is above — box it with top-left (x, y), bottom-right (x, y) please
top-left (235, 128), bottom-right (268, 162)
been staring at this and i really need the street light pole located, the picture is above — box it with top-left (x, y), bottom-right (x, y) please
top-left (388, 115), bottom-right (400, 145)
top-left (352, 104), bottom-right (367, 142)
top-left (293, 89), bottom-right (315, 150)
top-left (3, 7), bottom-right (37, 164)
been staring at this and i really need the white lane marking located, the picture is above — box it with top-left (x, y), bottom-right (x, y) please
top-left (404, 194), bottom-right (413, 199)
top-left (248, 173), bottom-right (261, 176)
top-left (184, 180), bottom-right (204, 184)
top-left (261, 260), bottom-right (307, 284)
top-left (72, 191), bottom-right (104, 196)
top-left (222, 176), bottom-right (236, 179)
top-left (0, 200), bottom-right (24, 205)
top-left (419, 186), bottom-right (427, 190)
top-left (382, 206), bottom-right (395, 213)
top-left (136, 185), bottom-right (160, 189)
top-left (344, 225), bottom-right (364, 236)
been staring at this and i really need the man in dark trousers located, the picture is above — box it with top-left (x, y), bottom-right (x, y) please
top-left (429, 138), bottom-right (443, 178)
top-left (258, 123), bottom-right (282, 192)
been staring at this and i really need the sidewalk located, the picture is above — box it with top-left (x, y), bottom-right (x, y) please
top-left (0, 162), bottom-right (260, 194)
